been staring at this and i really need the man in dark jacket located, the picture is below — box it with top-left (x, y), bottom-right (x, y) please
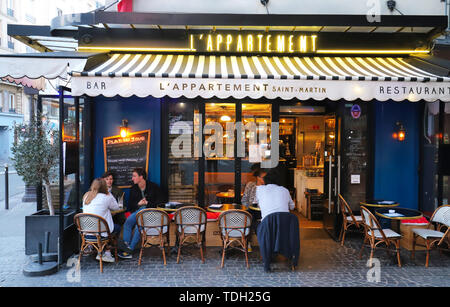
top-left (257, 212), bottom-right (300, 272)
top-left (127, 169), bottom-right (164, 213)
top-left (118, 167), bottom-right (165, 259)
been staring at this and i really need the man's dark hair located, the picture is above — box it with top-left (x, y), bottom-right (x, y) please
top-left (132, 167), bottom-right (147, 180)
top-left (263, 169), bottom-right (280, 186)
top-left (101, 171), bottom-right (115, 179)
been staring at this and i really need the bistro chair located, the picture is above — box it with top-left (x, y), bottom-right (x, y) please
top-left (411, 205), bottom-right (450, 267)
top-left (218, 209), bottom-right (253, 268)
top-left (359, 206), bottom-right (402, 267)
top-left (136, 208), bottom-right (171, 266)
top-left (74, 213), bottom-right (118, 273)
top-left (338, 194), bottom-right (363, 246)
top-left (174, 206), bottom-right (207, 264)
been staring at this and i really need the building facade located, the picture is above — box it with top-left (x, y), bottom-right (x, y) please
top-left (0, 0), bottom-right (449, 260)
top-left (0, 0), bottom-right (104, 164)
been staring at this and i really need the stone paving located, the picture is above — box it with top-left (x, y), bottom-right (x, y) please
top-left (1, 194), bottom-right (450, 287)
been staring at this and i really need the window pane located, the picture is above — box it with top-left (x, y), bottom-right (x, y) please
top-left (204, 102), bottom-right (235, 206)
top-left (168, 101), bottom-right (198, 205)
top-left (241, 103), bottom-right (272, 192)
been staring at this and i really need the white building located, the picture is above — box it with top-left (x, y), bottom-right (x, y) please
top-left (0, 0), bottom-right (104, 164)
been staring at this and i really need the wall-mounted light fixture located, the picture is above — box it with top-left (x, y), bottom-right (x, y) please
top-left (120, 119), bottom-right (129, 138)
top-left (392, 121), bottom-right (406, 142)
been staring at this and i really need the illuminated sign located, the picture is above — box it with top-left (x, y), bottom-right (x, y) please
top-left (189, 33), bottom-right (318, 53)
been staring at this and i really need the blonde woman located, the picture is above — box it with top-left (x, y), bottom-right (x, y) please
top-left (82, 178), bottom-right (120, 263)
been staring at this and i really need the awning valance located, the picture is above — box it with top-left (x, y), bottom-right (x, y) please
top-left (70, 53), bottom-right (450, 101)
top-left (0, 52), bottom-right (104, 80)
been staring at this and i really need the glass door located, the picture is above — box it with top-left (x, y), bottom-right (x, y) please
top-left (323, 113), bottom-right (340, 239)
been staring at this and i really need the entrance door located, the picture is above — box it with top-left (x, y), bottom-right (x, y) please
top-left (323, 114), bottom-right (341, 239)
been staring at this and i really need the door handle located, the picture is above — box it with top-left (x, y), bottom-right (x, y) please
top-left (337, 155), bottom-right (341, 214)
top-left (328, 155), bottom-right (332, 214)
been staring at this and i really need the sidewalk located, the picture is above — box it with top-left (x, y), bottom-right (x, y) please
top-left (0, 193), bottom-right (449, 287)
top-left (0, 192), bottom-right (35, 285)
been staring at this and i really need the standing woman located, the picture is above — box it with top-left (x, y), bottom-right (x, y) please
top-left (82, 178), bottom-right (121, 263)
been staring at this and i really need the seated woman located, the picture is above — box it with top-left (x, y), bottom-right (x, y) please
top-left (118, 167), bottom-right (164, 259)
top-left (101, 171), bottom-right (125, 225)
top-left (82, 178), bottom-right (121, 263)
top-left (255, 169), bottom-right (295, 221)
top-left (241, 163), bottom-right (267, 208)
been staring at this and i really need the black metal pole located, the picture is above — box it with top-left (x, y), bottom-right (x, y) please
top-left (75, 97), bottom-right (80, 212)
top-left (36, 96), bottom-right (43, 211)
top-left (4, 164), bottom-right (9, 210)
top-left (58, 87), bottom-right (65, 266)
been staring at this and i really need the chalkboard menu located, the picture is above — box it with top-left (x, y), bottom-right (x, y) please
top-left (103, 130), bottom-right (151, 187)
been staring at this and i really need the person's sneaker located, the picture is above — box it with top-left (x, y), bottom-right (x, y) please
top-left (101, 252), bottom-right (115, 263)
top-left (118, 251), bottom-right (132, 259)
top-left (118, 240), bottom-right (133, 253)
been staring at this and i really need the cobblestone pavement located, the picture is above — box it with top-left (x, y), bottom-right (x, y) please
top-left (1, 195), bottom-right (449, 287)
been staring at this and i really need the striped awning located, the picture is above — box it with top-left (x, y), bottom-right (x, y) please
top-left (71, 54), bottom-right (449, 82)
top-left (71, 54), bottom-right (450, 102)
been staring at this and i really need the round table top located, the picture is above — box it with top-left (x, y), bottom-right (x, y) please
top-left (216, 191), bottom-right (244, 198)
top-left (375, 207), bottom-right (423, 220)
top-left (110, 208), bottom-right (126, 215)
top-left (156, 203), bottom-right (196, 212)
top-left (360, 200), bottom-right (399, 208)
top-left (248, 205), bottom-right (261, 211)
top-left (207, 203), bottom-right (246, 213)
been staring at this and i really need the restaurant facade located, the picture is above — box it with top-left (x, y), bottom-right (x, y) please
top-left (1, 0), bottom-right (449, 262)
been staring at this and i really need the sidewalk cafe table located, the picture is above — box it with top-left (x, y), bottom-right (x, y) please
top-left (215, 191), bottom-right (244, 203)
top-left (360, 199), bottom-right (399, 228)
top-left (207, 203), bottom-right (246, 213)
top-left (110, 208), bottom-right (126, 215)
top-left (375, 207), bottom-right (423, 233)
top-left (360, 199), bottom-right (399, 210)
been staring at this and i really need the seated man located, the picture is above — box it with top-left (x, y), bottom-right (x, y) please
top-left (255, 170), bottom-right (295, 221)
top-left (101, 171), bottom-right (125, 225)
top-left (255, 170), bottom-right (298, 272)
top-left (118, 167), bottom-right (164, 259)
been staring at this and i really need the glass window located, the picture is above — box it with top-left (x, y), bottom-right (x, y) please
top-left (204, 103), bottom-right (236, 206)
top-left (8, 92), bottom-right (15, 112)
top-left (241, 103), bottom-right (272, 191)
top-left (442, 103), bottom-right (450, 206)
top-left (167, 101), bottom-right (199, 205)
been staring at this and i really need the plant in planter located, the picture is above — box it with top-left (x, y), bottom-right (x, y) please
top-left (11, 115), bottom-right (59, 215)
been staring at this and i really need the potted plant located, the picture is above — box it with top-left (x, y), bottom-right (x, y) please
top-left (11, 115), bottom-right (77, 257)
top-left (11, 115), bottom-right (59, 215)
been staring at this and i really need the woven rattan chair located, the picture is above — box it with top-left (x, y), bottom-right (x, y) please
top-left (218, 209), bottom-right (253, 268)
top-left (411, 205), bottom-right (450, 267)
top-left (74, 213), bottom-right (118, 273)
top-left (359, 206), bottom-right (402, 267)
top-left (338, 194), bottom-right (363, 246)
top-left (174, 206), bottom-right (207, 263)
top-left (136, 208), bottom-right (171, 266)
